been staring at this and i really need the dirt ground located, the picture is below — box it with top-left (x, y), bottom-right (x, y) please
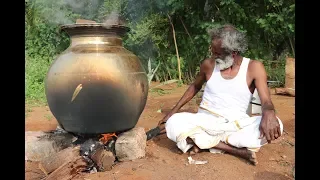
top-left (25, 82), bottom-right (295, 180)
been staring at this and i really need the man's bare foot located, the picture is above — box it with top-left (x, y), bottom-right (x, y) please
top-left (186, 137), bottom-right (202, 155)
top-left (189, 145), bottom-right (201, 156)
top-left (236, 148), bottom-right (258, 165)
top-left (159, 124), bottom-right (166, 132)
top-left (247, 150), bottom-right (258, 165)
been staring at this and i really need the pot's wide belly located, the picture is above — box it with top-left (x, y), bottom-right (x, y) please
top-left (45, 53), bottom-right (148, 134)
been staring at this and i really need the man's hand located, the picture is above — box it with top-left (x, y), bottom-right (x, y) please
top-left (158, 113), bottom-right (173, 126)
top-left (259, 110), bottom-right (281, 143)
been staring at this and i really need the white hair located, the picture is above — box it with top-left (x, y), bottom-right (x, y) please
top-left (208, 24), bottom-right (248, 53)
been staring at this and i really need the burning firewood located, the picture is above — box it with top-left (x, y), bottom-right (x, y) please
top-left (46, 155), bottom-right (88, 180)
top-left (99, 133), bottom-right (117, 144)
top-left (80, 138), bottom-right (116, 172)
top-left (90, 145), bottom-right (115, 171)
top-left (39, 146), bottom-right (81, 175)
top-left (36, 137), bottom-right (117, 179)
top-left (26, 127), bottom-right (147, 177)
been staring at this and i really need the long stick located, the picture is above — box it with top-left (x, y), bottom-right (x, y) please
top-left (167, 14), bottom-right (182, 81)
top-left (179, 16), bottom-right (194, 44)
top-left (288, 37), bottom-right (295, 57)
top-left (179, 16), bottom-right (198, 58)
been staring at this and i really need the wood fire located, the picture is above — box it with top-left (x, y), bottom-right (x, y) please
top-left (99, 133), bottom-right (117, 144)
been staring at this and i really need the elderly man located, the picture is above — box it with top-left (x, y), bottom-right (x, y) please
top-left (154, 24), bottom-right (283, 165)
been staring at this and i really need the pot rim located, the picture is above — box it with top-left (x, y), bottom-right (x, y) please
top-left (60, 23), bottom-right (130, 37)
top-left (60, 23), bottom-right (130, 31)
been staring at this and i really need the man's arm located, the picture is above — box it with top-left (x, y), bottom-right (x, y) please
top-left (251, 61), bottom-right (281, 142)
top-left (251, 61), bottom-right (275, 112)
top-left (158, 59), bottom-right (211, 125)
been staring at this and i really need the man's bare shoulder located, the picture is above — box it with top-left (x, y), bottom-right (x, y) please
top-left (199, 58), bottom-right (215, 75)
top-left (248, 59), bottom-right (267, 79)
top-left (200, 58), bottom-right (215, 69)
top-left (248, 59), bottom-right (265, 71)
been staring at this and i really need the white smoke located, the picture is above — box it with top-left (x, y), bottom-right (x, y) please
top-left (34, 0), bottom-right (101, 25)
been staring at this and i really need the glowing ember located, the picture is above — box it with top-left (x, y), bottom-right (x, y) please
top-left (99, 133), bottom-right (117, 144)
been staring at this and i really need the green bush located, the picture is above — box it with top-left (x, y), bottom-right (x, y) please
top-left (25, 0), bottom-right (294, 104)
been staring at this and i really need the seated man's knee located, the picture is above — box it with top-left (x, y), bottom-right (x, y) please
top-left (192, 134), bottom-right (221, 149)
top-left (166, 112), bottom-right (190, 125)
top-left (166, 113), bottom-right (179, 125)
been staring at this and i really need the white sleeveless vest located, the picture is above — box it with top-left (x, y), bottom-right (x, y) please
top-left (199, 57), bottom-right (253, 121)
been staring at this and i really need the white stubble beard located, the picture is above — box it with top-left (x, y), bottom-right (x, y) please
top-left (215, 55), bottom-right (234, 70)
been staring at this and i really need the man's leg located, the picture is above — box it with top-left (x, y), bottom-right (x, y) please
top-left (164, 112), bottom-right (206, 153)
top-left (213, 141), bottom-right (258, 165)
top-left (215, 116), bottom-right (283, 165)
top-left (159, 123), bottom-right (166, 133)
top-left (183, 116), bottom-right (266, 165)
top-left (186, 137), bottom-right (257, 165)
top-left (225, 116), bottom-right (283, 150)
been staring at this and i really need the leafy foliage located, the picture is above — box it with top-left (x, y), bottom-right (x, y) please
top-left (25, 0), bottom-right (295, 103)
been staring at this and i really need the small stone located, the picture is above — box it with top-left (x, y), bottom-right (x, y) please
top-left (269, 157), bottom-right (276, 161)
top-left (115, 127), bottom-right (147, 161)
top-left (281, 155), bottom-right (287, 159)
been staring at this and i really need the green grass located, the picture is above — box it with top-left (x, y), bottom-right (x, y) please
top-left (44, 114), bottom-right (53, 121)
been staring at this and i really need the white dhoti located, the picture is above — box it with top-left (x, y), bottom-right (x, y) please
top-left (165, 108), bottom-right (283, 154)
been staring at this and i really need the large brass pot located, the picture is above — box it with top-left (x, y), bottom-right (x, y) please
top-left (45, 24), bottom-right (149, 135)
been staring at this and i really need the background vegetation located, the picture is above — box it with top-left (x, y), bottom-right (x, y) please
top-left (25, 0), bottom-right (295, 104)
